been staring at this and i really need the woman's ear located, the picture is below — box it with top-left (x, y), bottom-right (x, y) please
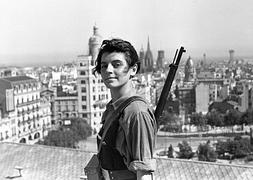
top-left (130, 64), bottom-right (138, 77)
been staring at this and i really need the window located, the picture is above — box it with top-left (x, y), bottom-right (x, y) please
top-left (5, 131), bottom-right (9, 139)
top-left (93, 95), bottom-right (96, 100)
top-left (82, 105), bottom-right (87, 110)
top-left (81, 80), bottom-right (86, 84)
top-left (0, 132), bottom-right (3, 140)
top-left (93, 87), bottom-right (96, 92)
top-left (81, 87), bottom-right (86, 93)
top-left (82, 96), bottom-right (86, 101)
top-left (82, 113), bottom-right (87, 118)
top-left (80, 71), bottom-right (86, 75)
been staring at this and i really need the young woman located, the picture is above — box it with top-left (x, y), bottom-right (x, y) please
top-left (93, 39), bottom-right (157, 180)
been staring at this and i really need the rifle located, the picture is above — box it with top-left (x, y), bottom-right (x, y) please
top-left (154, 46), bottom-right (186, 123)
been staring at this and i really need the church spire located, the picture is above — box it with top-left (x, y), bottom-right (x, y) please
top-left (147, 36), bottom-right (151, 51)
top-left (144, 36), bottom-right (154, 72)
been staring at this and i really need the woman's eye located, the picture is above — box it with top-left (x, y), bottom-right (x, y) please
top-left (113, 62), bottom-right (122, 68)
top-left (101, 64), bottom-right (107, 69)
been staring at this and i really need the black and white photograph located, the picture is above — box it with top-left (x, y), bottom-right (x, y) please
top-left (1, 0), bottom-right (253, 179)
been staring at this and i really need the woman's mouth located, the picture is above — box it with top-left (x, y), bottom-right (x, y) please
top-left (105, 77), bottom-right (117, 81)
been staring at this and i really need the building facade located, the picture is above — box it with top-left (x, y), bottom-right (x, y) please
top-left (0, 76), bottom-right (43, 144)
top-left (76, 55), bottom-right (111, 134)
top-left (76, 26), bottom-right (111, 134)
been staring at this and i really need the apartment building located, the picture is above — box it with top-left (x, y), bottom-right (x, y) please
top-left (53, 90), bottom-right (78, 121)
top-left (0, 76), bottom-right (42, 143)
top-left (76, 55), bottom-right (110, 134)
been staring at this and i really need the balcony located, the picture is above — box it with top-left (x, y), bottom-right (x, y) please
top-left (16, 99), bottom-right (40, 107)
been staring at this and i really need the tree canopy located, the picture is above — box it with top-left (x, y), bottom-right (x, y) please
top-left (177, 140), bottom-right (195, 159)
top-left (38, 118), bottom-right (92, 148)
top-left (197, 140), bottom-right (217, 162)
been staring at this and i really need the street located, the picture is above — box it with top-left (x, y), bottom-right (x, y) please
top-left (78, 135), bottom-right (231, 153)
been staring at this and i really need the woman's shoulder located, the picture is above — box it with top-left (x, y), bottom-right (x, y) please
top-left (123, 97), bottom-right (153, 117)
top-left (124, 95), bottom-right (147, 108)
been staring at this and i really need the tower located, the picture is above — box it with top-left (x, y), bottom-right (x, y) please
top-left (157, 50), bottom-right (165, 70)
top-left (88, 25), bottom-right (102, 65)
top-left (229, 49), bottom-right (235, 64)
top-left (144, 37), bottom-right (154, 72)
top-left (77, 26), bottom-right (111, 134)
top-left (184, 56), bottom-right (195, 82)
top-left (139, 46), bottom-right (145, 73)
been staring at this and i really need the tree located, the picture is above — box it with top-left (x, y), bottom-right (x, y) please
top-left (177, 140), bottom-right (195, 159)
top-left (223, 109), bottom-right (242, 127)
top-left (206, 109), bottom-right (224, 127)
top-left (190, 112), bottom-right (207, 131)
top-left (197, 140), bottom-right (217, 162)
top-left (167, 144), bottom-right (174, 158)
top-left (240, 109), bottom-right (253, 126)
top-left (231, 136), bottom-right (252, 158)
top-left (70, 118), bottom-right (92, 140)
top-left (38, 118), bottom-right (92, 148)
top-left (40, 129), bottom-right (77, 148)
top-left (159, 111), bottom-right (183, 132)
top-left (215, 140), bottom-right (229, 159)
top-left (215, 136), bottom-right (253, 159)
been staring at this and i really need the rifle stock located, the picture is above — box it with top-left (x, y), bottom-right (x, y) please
top-left (154, 46), bottom-right (186, 123)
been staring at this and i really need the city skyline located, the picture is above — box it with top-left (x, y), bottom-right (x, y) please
top-left (1, 0), bottom-right (253, 66)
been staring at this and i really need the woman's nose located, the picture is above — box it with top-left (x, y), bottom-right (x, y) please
top-left (105, 64), bottom-right (113, 72)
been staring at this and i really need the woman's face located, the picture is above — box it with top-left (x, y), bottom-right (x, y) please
top-left (100, 52), bottom-right (136, 90)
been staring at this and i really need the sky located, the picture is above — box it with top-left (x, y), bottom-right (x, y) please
top-left (1, 0), bottom-right (253, 66)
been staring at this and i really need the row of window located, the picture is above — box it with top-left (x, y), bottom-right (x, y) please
top-left (80, 79), bottom-right (104, 84)
top-left (0, 127), bottom-right (16, 140)
top-left (16, 94), bottom-right (39, 105)
top-left (58, 112), bottom-right (77, 118)
top-left (14, 83), bottom-right (38, 92)
top-left (80, 94), bottom-right (108, 103)
top-left (56, 106), bottom-right (76, 112)
top-left (80, 85), bottom-right (107, 94)
top-left (18, 123), bottom-right (40, 134)
top-left (18, 115), bottom-right (40, 125)
top-left (55, 100), bottom-right (77, 106)
top-left (0, 131), bottom-right (9, 140)
top-left (17, 106), bottom-right (39, 115)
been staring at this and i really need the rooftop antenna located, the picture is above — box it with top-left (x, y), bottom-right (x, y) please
top-left (15, 166), bottom-right (23, 177)
top-left (5, 166), bottom-right (23, 179)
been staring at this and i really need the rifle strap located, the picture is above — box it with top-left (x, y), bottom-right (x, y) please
top-left (98, 96), bottom-right (146, 153)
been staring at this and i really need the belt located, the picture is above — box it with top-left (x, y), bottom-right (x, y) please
top-left (101, 168), bottom-right (136, 180)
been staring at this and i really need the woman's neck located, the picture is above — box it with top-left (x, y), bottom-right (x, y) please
top-left (110, 81), bottom-right (136, 102)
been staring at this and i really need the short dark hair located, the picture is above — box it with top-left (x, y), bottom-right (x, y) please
top-left (93, 38), bottom-right (140, 75)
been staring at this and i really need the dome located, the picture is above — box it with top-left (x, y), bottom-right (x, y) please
top-left (89, 26), bottom-right (102, 45)
top-left (88, 25), bottom-right (103, 63)
top-left (184, 56), bottom-right (195, 82)
top-left (185, 56), bottom-right (194, 68)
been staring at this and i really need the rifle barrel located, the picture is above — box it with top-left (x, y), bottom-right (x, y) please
top-left (154, 47), bottom-right (186, 122)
